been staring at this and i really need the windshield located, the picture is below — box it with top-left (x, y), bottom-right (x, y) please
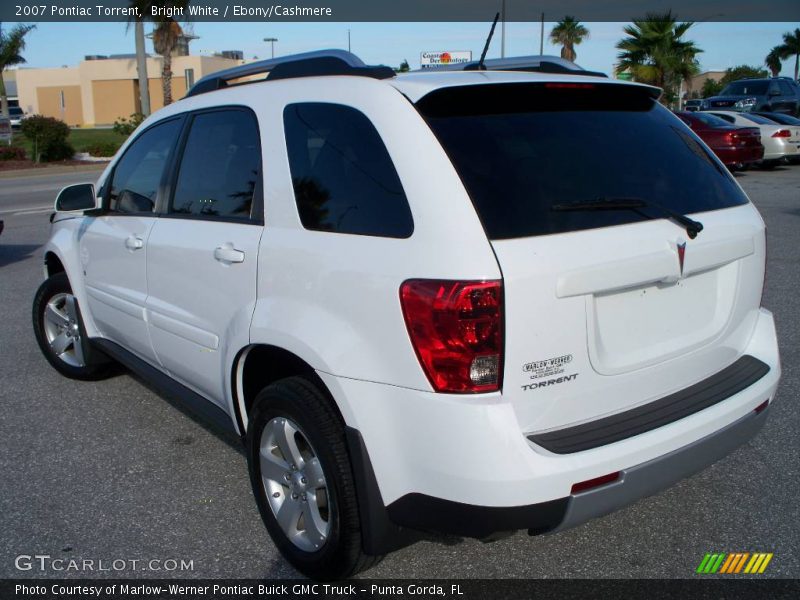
top-left (720, 81), bottom-right (768, 96)
top-left (418, 83), bottom-right (749, 240)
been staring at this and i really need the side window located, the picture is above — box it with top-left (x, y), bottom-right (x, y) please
top-left (283, 103), bottom-right (413, 238)
top-left (768, 81), bottom-right (782, 96)
top-left (778, 81), bottom-right (794, 96)
top-left (170, 109), bottom-right (261, 221)
top-left (108, 118), bottom-right (181, 214)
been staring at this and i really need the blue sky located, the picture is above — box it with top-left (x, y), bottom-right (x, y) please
top-left (14, 21), bottom-right (799, 78)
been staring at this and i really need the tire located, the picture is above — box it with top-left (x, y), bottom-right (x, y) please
top-left (246, 376), bottom-right (382, 580)
top-left (32, 272), bottom-right (113, 380)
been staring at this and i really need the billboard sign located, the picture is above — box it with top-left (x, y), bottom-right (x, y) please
top-left (420, 51), bottom-right (472, 69)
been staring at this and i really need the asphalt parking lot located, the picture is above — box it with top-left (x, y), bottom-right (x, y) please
top-left (0, 165), bottom-right (798, 580)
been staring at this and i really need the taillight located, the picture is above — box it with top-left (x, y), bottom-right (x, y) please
top-left (400, 279), bottom-right (503, 393)
top-left (772, 129), bottom-right (791, 138)
top-left (725, 132), bottom-right (735, 144)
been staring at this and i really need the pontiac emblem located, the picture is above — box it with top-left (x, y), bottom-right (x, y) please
top-left (677, 242), bottom-right (686, 276)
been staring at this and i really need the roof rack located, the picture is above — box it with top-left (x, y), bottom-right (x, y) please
top-left (415, 55), bottom-right (608, 78)
top-left (185, 49), bottom-right (395, 98)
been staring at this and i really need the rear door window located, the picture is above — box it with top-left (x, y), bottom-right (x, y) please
top-left (170, 109), bottom-right (261, 222)
top-left (418, 83), bottom-right (749, 240)
top-left (283, 102), bottom-right (413, 238)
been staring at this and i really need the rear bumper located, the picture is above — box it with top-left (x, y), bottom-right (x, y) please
top-left (382, 405), bottom-right (768, 540)
top-left (321, 308), bottom-right (780, 551)
top-left (714, 145), bottom-right (763, 165)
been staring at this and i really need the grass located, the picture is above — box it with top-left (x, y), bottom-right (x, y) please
top-left (9, 128), bottom-right (128, 159)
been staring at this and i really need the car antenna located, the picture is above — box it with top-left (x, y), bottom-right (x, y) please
top-left (477, 12), bottom-right (500, 71)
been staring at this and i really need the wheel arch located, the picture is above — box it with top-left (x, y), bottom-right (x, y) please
top-left (44, 250), bottom-right (66, 278)
top-left (232, 344), bottom-right (342, 436)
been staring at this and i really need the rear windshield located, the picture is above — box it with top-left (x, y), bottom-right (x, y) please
top-left (739, 113), bottom-right (780, 125)
top-left (418, 83), bottom-right (749, 239)
top-left (721, 81), bottom-right (768, 96)
top-left (691, 112), bottom-right (731, 127)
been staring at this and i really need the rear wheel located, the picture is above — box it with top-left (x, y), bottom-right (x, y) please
top-left (32, 272), bottom-right (112, 380)
top-left (246, 376), bottom-right (382, 580)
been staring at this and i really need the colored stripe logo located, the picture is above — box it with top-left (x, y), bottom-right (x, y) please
top-left (696, 552), bottom-right (773, 574)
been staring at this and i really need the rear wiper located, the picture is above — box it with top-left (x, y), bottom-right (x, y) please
top-left (551, 197), bottom-right (704, 239)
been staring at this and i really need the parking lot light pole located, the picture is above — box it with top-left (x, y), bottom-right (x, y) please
top-left (263, 37), bottom-right (278, 59)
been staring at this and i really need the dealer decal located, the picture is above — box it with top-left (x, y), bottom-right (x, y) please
top-left (521, 373), bottom-right (578, 391)
top-left (523, 354), bottom-right (573, 379)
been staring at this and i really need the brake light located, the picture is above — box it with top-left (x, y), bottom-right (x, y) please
top-left (544, 83), bottom-right (595, 89)
top-left (400, 279), bottom-right (503, 393)
top-left (772, 129), bottom-right (791, 138)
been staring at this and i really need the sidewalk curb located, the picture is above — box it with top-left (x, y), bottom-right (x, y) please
top-left (0, 163), bottom-right (108, 180)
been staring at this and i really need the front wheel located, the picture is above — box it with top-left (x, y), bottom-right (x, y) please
top-left (246, 377), bottom-right (382, 580)
top-left (32, 272), bottom-right (112, 380)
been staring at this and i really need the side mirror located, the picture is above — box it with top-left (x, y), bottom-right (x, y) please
top-left (55, 183), bottom-right (97, 213)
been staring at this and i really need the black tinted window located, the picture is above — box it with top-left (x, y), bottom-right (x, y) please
top-left (721, 81), bottom-right (768, 96)
top-left (778, 81), bottom-right (795, 95)
top-left (283, 103), bottom-right (413, 238)
top-left (691, 112), bottom-right (730, 127)
top-left (419, 84), bottom-right (749, 240)
top-left (171, 110), bottom-right (261, 221)
top-left (109, 119), bottom-right (181, 214)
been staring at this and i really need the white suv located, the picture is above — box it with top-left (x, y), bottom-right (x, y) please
top-left (33, 51), bottom-right (781, 580)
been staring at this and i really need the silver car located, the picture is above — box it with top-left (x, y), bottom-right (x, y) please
top-left (708, 110), bottom-right (800, 164)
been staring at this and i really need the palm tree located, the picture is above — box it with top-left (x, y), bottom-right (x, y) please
top-left (549, 16), bottom-right (589, 62)
top-left (765, 47), bottom-right (783, 78)
top-left (776, 28), bottom-right (800, 81)
top-left (616, 12), bottom-right (702, 104)
top-left (0, 23), bottom-right (36, 117)
top-left (129, 1), bottom-right (189, 107)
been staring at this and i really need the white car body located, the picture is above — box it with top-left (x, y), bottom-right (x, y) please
top-left (38, 56), bottom-right (781, 572)
top-left (707, 110), bottom-right (800, 160)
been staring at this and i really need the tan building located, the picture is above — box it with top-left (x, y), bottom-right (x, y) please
top-left (16, 54), bottom-right (243, 127)
top-left (688, 70), bottom-right (726, 95)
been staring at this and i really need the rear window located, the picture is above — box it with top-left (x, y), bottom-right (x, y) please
top-left (739, 113), bottom-right (780, 125)
top-left (721, 81), bottom-right (768, 96)
top-left (691, 112), bottom-right (731, 127)
top-left (418, 83), bottom-right (749, 240)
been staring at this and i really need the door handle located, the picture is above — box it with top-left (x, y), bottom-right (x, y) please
top-left (125, 235), bottom-right (144, 251)
top-left (214, 243), bottom-right (245, 264)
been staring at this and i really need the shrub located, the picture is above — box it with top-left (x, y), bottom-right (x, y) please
top-left (20, 115), bottom-right (75, 162)
top-left (0, 146), bottom-right (26, 160)
top-left (113, 112), bottom-right (145, 136)
top-left (83, 141), bottom-right (120, 157)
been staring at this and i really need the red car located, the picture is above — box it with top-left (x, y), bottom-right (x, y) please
top-left (675, 111), bottom-right (763, 170)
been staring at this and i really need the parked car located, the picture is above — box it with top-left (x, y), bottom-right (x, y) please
top-left (8, 106), bottom-right (25, 128)
top-left (674, 110), bottom-right (763, 170)
top-left (32, 50), bottom-right (781, 580)
top-left (684, 99), bottom-right (704, 112)
top-left (753, 112), bottom-right (800, 162)
top-left (704, 78), bottom-right (800, 115)
top-left (707, 110), bottom-right (800, 166)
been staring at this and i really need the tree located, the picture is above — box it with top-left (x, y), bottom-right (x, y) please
top-left (549, 16), bottom-right (589, 62)
top-left (765, 47), bottom-right (783, 78)
top-left (720, 65), bottom-right (768, 86)
top-left (129, 1), bottom-right (189, 107)
top-left (776, 28), bottom-right (800, 81)
top-left (398, 59), bottom-right (410, 73)
top-left (616, 12), bottom-right (702, 105)
top-left (701, 78), bottom-right (723, 98)
top-left (0, 23), bottom-right (36, 118)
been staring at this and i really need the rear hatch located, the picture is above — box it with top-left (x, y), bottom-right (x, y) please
top-left (418, 82), bottom-right (766, 434)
